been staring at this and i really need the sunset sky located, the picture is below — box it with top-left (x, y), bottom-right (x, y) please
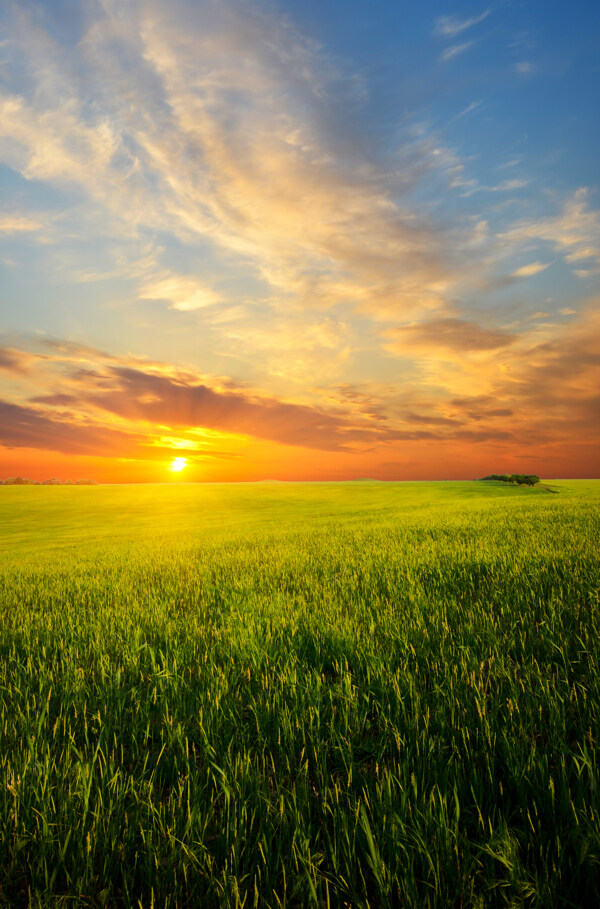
top-left (0, 0), bottom-right (598, 482)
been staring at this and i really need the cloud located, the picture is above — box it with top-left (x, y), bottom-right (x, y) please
top-left (384, 318), bottom-right (516, 353)
top-left (462, 178), bottom-right (529, 197)
top-left (439, 41), bottom-right (475, 62)
top-left (139, 275), bottom-right (222, 310)
top-left (511, 261), bottom-right (550, 278)
top-left (86, 365), bottom-right (377, 451)
top-left (451, 100), bottom-right (483, 121)
top-left (493, 305), bottom-right (600, 440)
top-left (449, 396), bottom-right (513, 422)
top-left (0, 399), bottom-right (137, 456)
top-left (0, 213), bottom-right (42, 232)
top-left (0, 0), bottom-right (469, 321)
top-left (402, 411), bottom-right (458, 427)
top-left (492, 179), bottom-right (529, 192)
top-left (403, 309), bottom-right (600, 451)
top-left (0, 397), bottom-right (238, 461)
top-left (0, 333), bottom-right (517, 455)
top-left (0, 338), bottom-right (387, 453)
top-left (501, 188), bottom-right (600, 270)
top-left (497, 158), bottom-right (522, 170)
top-left (39, 338), bottom-right (117, 362)
top-left (434, 10), bottom-right (491, 38)
top-left (0, 347), bottom-right (38, 373)
top-left (3, 321), bottom-right (598, 468)
top-left (515, 62), bottom-right (534, 75)
top-left (0, 92), bottom-right (122, 190)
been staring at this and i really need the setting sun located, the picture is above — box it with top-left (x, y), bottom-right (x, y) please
top-left (169, 457), bottom-right (188, 473)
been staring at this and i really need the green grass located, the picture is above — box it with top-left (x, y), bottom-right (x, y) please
top-left (1, 480), bottom-right (599, 907)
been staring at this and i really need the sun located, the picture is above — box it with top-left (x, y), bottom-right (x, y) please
top-left (169, 457), bottom-right (188, 472)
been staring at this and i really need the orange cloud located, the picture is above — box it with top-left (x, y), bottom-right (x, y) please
top-left (2, 308), bottom-right (597, 477)
top-left (384, 318), bottom-right (516, 353)
top-left (0, 347), bottom-right (39, 374)
top-left (0, 336), bottom-right (514, 472)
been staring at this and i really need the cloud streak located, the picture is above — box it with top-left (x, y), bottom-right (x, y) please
top-left (384, 318), bottom-right (516, 353)
top-left (500, 189), bottom-right (600, 272)
top-left (139, 275), bottom-right (222, 310)
top-left (511, 261), bottom-right (550, 278)
top-left (0, 347), bottom-right (39, 373)
top-left (0, 213), bottom-right (42, 232)
top-left (439, 41), bottom-right (475, 62)
top-left (0, 399), bottom-right (138, 456)
top-left (434, 10), bottom-right (491, 38)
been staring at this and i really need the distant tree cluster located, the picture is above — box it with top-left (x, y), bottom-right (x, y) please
top-left (481, 473), bottom-right (540, 486)
top-left (0, 477), bottom-right (98, 486)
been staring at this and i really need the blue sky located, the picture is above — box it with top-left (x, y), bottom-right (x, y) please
top-left (0, 0), bottom-right (598, 480)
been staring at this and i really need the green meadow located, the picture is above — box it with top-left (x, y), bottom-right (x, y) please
top-left (1, 480), bottom-right (599, 908)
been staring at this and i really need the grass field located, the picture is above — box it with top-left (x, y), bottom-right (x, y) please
top-left (1, 480), bottom-right (599, 907)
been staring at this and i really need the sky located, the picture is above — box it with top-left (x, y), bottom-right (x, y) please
top-left (0, 0), bottom-right (598, 482)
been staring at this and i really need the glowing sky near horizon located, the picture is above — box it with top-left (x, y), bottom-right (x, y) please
top-left (0, 0), bottom-right (598, 481)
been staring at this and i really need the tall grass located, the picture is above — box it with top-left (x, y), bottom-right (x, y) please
top-left (1, 481), bottom-right (599, 907)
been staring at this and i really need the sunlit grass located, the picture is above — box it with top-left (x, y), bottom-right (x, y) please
top-left (0, 480), bottom-right (599, 907)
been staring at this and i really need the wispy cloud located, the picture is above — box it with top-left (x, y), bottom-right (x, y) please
top-left (0, 347), bottom-right (39, 373)
top-left (497, 158), bottom-right (523, 170)
top-left (0, 0), bottom-right (568, 347)
top-left (439, 41), bottom-right (476, 62)
top-left (501, 188), bottom-right (600, 270)
top-left (511, 261), bottom-right (550, 278)
top-left (462, 178), bottom-right (529, 197)
top-left (434, 9), bottom-right (491, 38)
top-left (0, 213), bottom-right (42, 232)
top-left (139, 275), bottom-right (222, 310)
top-left (435, 8), bottom-right (491, 64)
top-left (0, 0), bottom-right (473, 325)
top-left (384, 318), bottom-right (516, 353)
top-left (451, 100), bottom-right (483, 121)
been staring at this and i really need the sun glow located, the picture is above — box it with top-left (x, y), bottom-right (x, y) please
top-left (169, 457), bottom-right (188, 472)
